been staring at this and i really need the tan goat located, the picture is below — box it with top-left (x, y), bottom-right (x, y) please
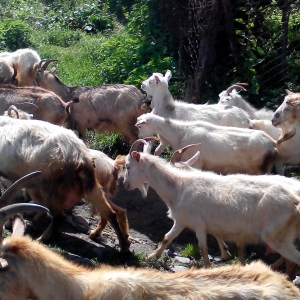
top-left (89, 150), bottom-right (128, 240)
top-left (1, 235), bottom-right (300, 299)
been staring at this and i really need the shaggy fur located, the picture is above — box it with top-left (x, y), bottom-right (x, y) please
top-left (0, 48), bottom-right (41, 87)
top-left (0, 117), bottom-right (129, 251)
top-left (0, 236), bottom-right (300, 300)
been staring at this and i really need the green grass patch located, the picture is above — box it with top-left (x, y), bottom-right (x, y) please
top-left (2, 228), bottom-right (11, 239)
top-left (180, 243), bottom-right (201, 259)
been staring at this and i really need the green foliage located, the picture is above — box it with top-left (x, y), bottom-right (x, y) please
top-left (87, 131), bottom-right (131, 159)
top-left (45, 28), bottom-right (83, 47)
top-left (0, 19), bottom-right (33, 50)
top-left (2, 228), bottom-right (11, 239)
top-left (180, 243), bottom-right (201, 259)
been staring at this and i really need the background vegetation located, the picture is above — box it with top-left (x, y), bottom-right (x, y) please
top-left (0, 0), bottom-right (299, 153)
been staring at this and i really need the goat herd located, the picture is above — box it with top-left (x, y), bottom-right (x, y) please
top-left (0, 48), bottom-right (300, 299)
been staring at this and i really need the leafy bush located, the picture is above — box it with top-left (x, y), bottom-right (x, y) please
top-left (0, 19), bottom-right (33, 50)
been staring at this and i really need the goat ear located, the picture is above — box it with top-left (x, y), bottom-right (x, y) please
top-left (0, 258), bottom-right (8, 269)
top-left (49, 66), bottom-right (56, 74)
top-left (286, 89), bottom-right (294, 95)
top-left (165, 70), bottom-right (172, 81)
top-left (131, 151), bottom-right (140, 162)
top-left (154, 75), bottom-right (161, 85)
top-left (135, 120), bottom-right (146, 127)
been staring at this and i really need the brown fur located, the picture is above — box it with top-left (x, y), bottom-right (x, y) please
top-left (0, 84), bottom-right (67, 125)
top-left (1, 236), bottom-right (300, 300)
top-left (36, 65), bottom-right (150, 143)
top-left (88, 151), bottom-right (128, 244)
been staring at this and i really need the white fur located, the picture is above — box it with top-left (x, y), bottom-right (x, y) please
top-left (141, 71), bottom-right (250, 155)
top-left (136, 113), bottom-right (277, 175)
top-left (0, 48), bottom-right (41, 86)
top-left (123, 150), bottom-right (300, 268)
top-left (218, 89), bottom-right (274, 120)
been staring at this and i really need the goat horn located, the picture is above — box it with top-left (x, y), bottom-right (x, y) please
top-left (226, 83), bottom-right (248, 95)
top-left (129, 137), bottom-right (161, 153)
top-left (0, 171), bottom-right (42, 208)
top-left (38, 59), bottom-right (58, 71)
top-left (7, 105), bottom-right (19, 119)
top-left (0, 203), bottom-right (49, 242)
top-left (170, 143), bottom-right (201, 164)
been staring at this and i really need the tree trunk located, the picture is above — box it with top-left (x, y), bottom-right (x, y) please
top-left (187, 1), bottom-right (222, 103)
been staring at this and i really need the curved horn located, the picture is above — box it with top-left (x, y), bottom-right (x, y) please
top-left (40, 59), bottom-right (57, 71)
top-left (0, 203), bottom-right (49, 241)
top-left (129, 137), bottom-right (161, 153)
top-left (226, 83), bottom-right (248, 95)
top-left (7, 105), bottom-right (19, 119)
top-left (0, 171), bottom-right (42, 208)
top-left (170, 143), bottom-right (201, 164)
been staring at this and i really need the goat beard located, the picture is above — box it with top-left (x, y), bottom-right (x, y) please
top-left (139, 183), bottom-right (149, 199)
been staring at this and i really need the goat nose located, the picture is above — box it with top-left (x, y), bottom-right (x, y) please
top-left (274, 112), bottom-right (280, 119)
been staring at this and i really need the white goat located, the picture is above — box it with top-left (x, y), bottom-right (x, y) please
top-left (141, 70), bottom-right (250, 155)
top-left (136, 113), bottom-right (277, 175)
top-left (0, 58), bottom-right (17, 85)
top-left (0, 48), bottom-right (41, 86)
top-left (123, 139), bottom-right (300, 269)
top-left (0, 117), bottom-right (130, 252)
top-left (218, 83), bottom-right (274, 120)
top-left (249, 119), bottom-right (281, 140)
top-left (271, 89), bottom-right (300, 175)
top-left (3, 104), bottom-right (33, 119)
top-left (1, 235), bottom-right (300, 299)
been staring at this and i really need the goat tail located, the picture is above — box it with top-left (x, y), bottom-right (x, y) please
top-left (65, 98), bottom-right (79, 114)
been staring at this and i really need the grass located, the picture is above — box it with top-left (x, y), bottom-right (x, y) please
top-left (180, 243), bottom-right (201, 259)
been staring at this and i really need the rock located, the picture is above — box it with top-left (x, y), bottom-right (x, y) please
top-left (175, 256), bottom-right (191, 264)
top-left (171, 265), bottom-right (188, 272)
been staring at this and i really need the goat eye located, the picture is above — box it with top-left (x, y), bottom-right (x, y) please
top-left (284, 107), bottom-right (290, 111)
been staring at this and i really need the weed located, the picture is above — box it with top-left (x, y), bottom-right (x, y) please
top-left (180, 243), bottom-right (201, 259)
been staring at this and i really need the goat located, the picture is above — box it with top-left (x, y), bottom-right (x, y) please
top-left (123, 139), bottom-right (300, 269)
top-left (0, 58), bottom-right (17, 85)
top-left (0, 84), bottom-right (68, 125)
top-left (218, 83), bottom-right (274, 120)
top-left (4, 104), bottom-right (33, 119)
top-left (141, 70), bottom-right (250, 155)
top-left (170, 144), bottom-right (231, 262)
top-left (0, 117), bottom-right (130, 252)
top-left (136, 113), bottom-right (277, 175)
top-left (0, 48), bottom-right (41, 86)
top-left (271, 89), bottom-right (300, 175)
top-left (35, 60), bottom-right (151, 143)
top-left (249, 119), bottom-right (281, 140)
top-left (1, 235), bottom-right (300, 299)
top-left (88, 150), bottom-right (128, 240)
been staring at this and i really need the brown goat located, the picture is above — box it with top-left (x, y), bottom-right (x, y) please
top-left (36, 61), bottom-right (150, 143)
top-left (88, 149), bottom-right (128, 240)
top-left (1, 235), bottom-right (300, 299)
top-left (0, 84), bottom-right (68, 125)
